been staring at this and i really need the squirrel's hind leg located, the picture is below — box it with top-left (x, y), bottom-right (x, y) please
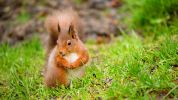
top-left (44, 66), bottom-right (70, 87)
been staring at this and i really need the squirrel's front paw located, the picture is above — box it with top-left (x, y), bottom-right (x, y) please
top-left (56, 55), bottom-right (70, 68)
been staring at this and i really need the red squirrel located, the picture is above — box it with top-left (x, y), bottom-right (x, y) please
top-left (44, 9), bottom-right (89, 87)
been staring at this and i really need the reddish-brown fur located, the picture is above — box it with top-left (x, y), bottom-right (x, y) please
top-left (44, 9), bottom-right (89, 87)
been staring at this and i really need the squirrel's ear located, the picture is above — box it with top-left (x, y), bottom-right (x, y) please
top-left (68, 24), bottom-right (77, 39)
top-left (58, 23), bottom-right (60, 32)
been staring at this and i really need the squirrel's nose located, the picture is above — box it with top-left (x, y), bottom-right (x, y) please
top-left (59, 51), bottom-right (65, 56)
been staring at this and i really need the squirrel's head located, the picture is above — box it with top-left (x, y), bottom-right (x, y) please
top-left (56, 24), bottom-right (79, 57)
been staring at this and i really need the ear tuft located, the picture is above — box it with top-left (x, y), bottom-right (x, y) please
top-left (58, 23), bottom-right (60, 32)
top-left (69, 24), bottom-right (76, 39)
top-left (69, 25), bottom-right (74, 34)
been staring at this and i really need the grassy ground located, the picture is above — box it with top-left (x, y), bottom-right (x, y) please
top-left (0, 0), bottom-right (178, 99)
top-left (0, 33), bottom-right (177, 99)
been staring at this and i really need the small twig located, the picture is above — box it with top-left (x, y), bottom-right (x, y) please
top-left (163, 85), bottom-right (178, 99)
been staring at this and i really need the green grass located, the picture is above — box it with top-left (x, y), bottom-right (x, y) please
top-left (0, 0), bottom-right (178, 99)
top-left (119, 0), bottom-right (178, 36)
top-left (0, 34), bottom-right (177, 99)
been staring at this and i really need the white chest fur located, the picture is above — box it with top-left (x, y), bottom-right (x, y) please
top-left (64, 53), bottom-right (85, 79)
top-left (64, 53), bottom-right (79, 63)
top-left (67, 66), bottom-right (85, 79)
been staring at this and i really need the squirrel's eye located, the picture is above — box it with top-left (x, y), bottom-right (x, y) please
top-left (67, 40), bottom-right (71, 46)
